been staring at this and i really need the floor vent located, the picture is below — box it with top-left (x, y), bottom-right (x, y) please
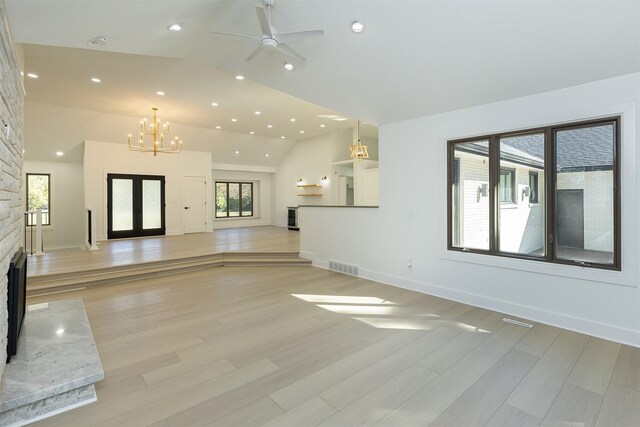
top-left (329, 260), bottom-right (359, 276)
top-left (502, 318), bottom-right (533, 328)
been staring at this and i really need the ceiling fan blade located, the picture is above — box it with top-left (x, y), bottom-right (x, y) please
top-left (210, 31), bottom-right (261, 41)
top-left (276, 30), bottom-right (324, 43)
top-left (255, 6), bottom-right (273, 37)
top-left (245, 44), bottom-right (264, 61)
top-left (278, 43), bottom-right (306, 62)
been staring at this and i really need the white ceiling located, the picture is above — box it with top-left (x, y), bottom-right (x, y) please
top-left (7, 0), bottom-right (640, 141)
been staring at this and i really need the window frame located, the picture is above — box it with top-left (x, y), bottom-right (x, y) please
top-left (215, 181), bottom-right (254, 218)
top-left (447, 116), bottom-right (620, 271)
top-left (26, 173), bottom-right (51, 226)
top-left (498, 167), bottom-right (516, 204)
top-left (529, 171), bottom-right (539, 204)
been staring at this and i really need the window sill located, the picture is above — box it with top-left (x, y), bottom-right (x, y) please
top-left (441, 249), bottom-right (633, 287)
top-left (214, 216), bottom-right (260, 221)
top-left (499, 203), bottom-right (518, 209)
top-left (27, 226), bottom-right (55, 231)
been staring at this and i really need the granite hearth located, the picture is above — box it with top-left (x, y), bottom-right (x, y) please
top-left (0, 298), bottom-right (103, 426)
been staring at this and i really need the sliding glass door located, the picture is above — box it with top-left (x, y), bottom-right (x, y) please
top-left (107, 174), bottom-right (165, 239)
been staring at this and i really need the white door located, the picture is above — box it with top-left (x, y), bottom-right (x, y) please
top-left (183, 176), bottom-right (206, 233)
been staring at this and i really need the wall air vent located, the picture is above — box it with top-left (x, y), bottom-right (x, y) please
top-left (502, 318), bottom-right (533, 328)
top-left (329, 260), bottom-right (359, 276)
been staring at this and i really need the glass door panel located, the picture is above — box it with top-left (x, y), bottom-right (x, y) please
top-left (112, 179), bottom-right (134, 231)
top-left (142, 180), bottom-right (162, 230)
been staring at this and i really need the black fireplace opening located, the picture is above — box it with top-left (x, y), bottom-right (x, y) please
top-left (7, 248), bottom-right (27, 363)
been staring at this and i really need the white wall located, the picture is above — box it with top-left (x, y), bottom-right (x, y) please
top-left (84, 140), bottom-right (213, 240)
top-left (272, 130), bottom-right (351, 226)
top-left (212, 169), bottom-right (272, 229)
top-left (300, 73), bottom-right (640, 347)
top-left (23, 161), bottom-right (84, 249)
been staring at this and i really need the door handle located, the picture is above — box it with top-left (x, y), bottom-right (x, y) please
top-left (184, 206), bottom-right (190, 210)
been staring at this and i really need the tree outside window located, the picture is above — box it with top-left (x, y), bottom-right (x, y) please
top-left (26, 173), bottom-right (50, 225)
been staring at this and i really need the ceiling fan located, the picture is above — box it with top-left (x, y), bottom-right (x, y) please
top-left (210, 0), bottom-right (324, 62)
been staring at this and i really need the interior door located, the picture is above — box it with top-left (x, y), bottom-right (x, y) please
top-left (107, 174), bottom-right (165, 239)
top-left (183, 176), bottom-right (206, 233)
top-left (556, 189), bottom-right (584, 249)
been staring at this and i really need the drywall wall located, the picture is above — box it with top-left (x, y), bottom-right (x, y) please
top-left (23, 161), bottom-right (84, 249)
top-left (0, 0), bottom-right (24, 381)
top-left (84, 140), bottom-right (213, 240)
top-left (272, 130), bottom-right (351, 226)
top-left (212, 169), bottom-right (272, 228)
top-left (300, 72), bottom-right (640, 346)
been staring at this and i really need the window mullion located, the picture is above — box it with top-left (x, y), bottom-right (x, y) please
top-left (545, 127), bottom-right (554, 262)
top-left (489, 135), bottom-right (499, 254)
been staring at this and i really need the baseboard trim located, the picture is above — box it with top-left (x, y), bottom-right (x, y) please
top-left (306, 253), bottom-right (639, 348)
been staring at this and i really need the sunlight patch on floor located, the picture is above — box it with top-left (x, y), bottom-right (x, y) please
top-left (353, 317), bottom-right (434, 331)
top-left (291, 294), bottom-right (396, 305)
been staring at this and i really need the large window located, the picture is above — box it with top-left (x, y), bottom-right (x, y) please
top-left (26, 173), bottom-right (50, 226)
top-left (215, 182), bottom-right (253, 218)
top-left (448, 117), bottom-right (620, 270)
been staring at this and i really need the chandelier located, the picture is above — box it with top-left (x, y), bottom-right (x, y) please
top-left (349, 120), bottom-right (369, 160)
top-left (128, 107), bottom-right (183, 156)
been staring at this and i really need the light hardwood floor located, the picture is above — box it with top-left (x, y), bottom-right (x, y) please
top-left (27, 265), bottom-right (639, 427)
top-left (28, 226), bottom-right (300, 276)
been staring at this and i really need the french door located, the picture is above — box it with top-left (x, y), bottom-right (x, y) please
top-left (107, 174), bottom-right (165, 239)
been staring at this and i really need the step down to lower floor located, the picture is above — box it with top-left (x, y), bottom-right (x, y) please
top-left (27, 251), bottom-right (311, 296)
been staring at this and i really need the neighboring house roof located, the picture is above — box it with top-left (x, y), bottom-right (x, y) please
top-left (555, 124), bottom-right (614, 171)
top-left (457, 124), bottom-right (614, 172)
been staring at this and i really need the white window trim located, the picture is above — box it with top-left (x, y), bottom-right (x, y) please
top-left (438, 102), bottom-right (637, 288)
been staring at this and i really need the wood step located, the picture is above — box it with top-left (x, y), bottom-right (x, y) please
top-left (27, 252), bottom-right (311, 296)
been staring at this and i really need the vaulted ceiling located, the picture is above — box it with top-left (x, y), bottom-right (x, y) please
top-left (6, 0), bottom-right (640, 159)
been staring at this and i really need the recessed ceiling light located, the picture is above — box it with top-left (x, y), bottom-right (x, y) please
top-left (211, 102), bottom-right (218, 107)
top-left (156, 91), bottom-right (165, 96)
top-left (351, 20), bottom-right (364, 33)
top-left (235, 75), bottom-right (244, 80)
top-left (87, 36), bottom-right (107, 46)
top-left (320, 124), bottom-right (326, 128)
top-left (299, 130), bottom-right (305, 134)
top-left (234, 150), bottom-right (240, 154)
top-left (281, 136), bottom-right (286, 139)
top-left (249, 131), bottom-right (255, 135)
top-left (26, 73), bottom-right (38, 79)
top-left (265, 154), bottom-right (270, 157)
top-left (231, 118), bottom-right (237, 122)
top-left (91, 77), bottom-right (101, 83)
top-left (254, 111), bottom-right (261, 115)
top-left (167, 23), bottom-right (182, 31)
top-left (55, 151), bottom-right (64, 156)
top-left (290, 118), bottom-right (296, 122)
top-left (267, 124), bottom-right (273, 128)
top-left (22, 149), bottom-right (25, 154)
top-left (215, 126), bottom-right (221, 129)
top-left (284, 62), bottom-right (294, 71)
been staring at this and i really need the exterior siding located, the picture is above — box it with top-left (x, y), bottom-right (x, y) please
top-left (499, 162), bottom-right (545, 254)
top-left (0, 0), bottom-right (25, 380)
top-left (457, 151), bottom-right (490, 249)
top-left (557, 170), bottom-right (613, 252)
